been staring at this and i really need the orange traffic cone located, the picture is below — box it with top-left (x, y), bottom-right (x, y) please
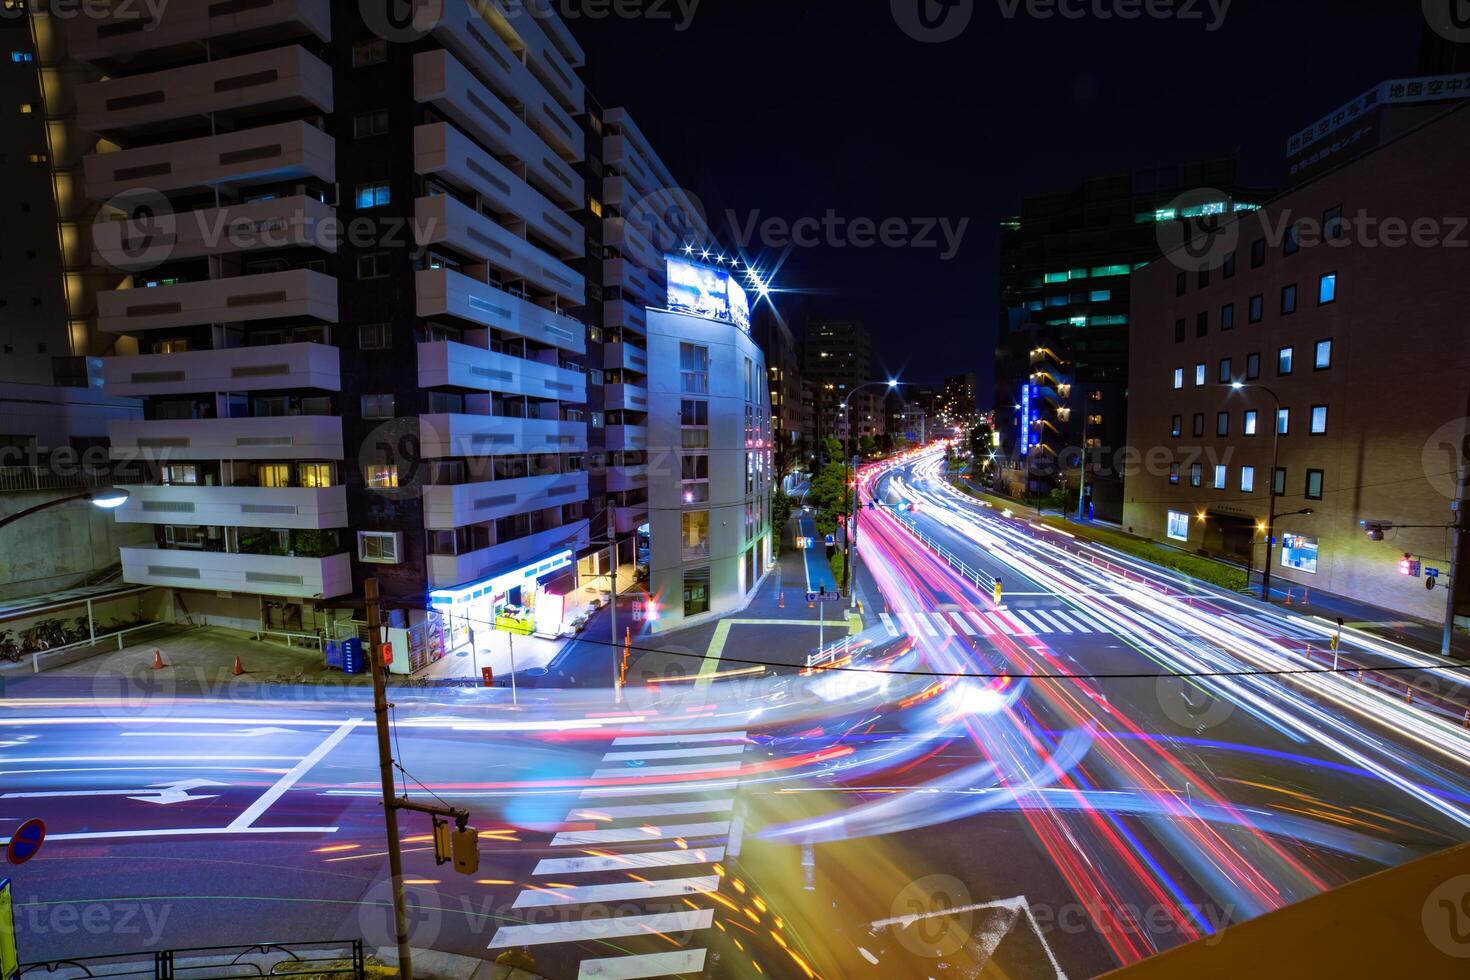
top-left (232, 655), bottom-right (245, 676)
top-left (779, 591), bottom-right (785, 609)
top-left (151, 649), bottom-right (165, 670)
top-left (1284, 590), bottom-right (1292, 606)
top-left (1405, 685), bottom-right (1413, 704)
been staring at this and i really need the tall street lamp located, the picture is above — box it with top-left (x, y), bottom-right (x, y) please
top-left (0, 487), bottom-right (131, 532)
top-left (1227, 381), bottom-right (1282, 603)
top-left (841, 379), bottom-right (902, 608)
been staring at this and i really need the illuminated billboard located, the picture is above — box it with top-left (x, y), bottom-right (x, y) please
top-left (666, 255), bottom-right (751, 331)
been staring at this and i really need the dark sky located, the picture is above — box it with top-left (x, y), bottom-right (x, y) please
top-left (570, 0), bottom-right (1427, 400)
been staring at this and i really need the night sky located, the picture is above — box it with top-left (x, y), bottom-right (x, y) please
top-left (571, 0), bottom-right (1428, 401)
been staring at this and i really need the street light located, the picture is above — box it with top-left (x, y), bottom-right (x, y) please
top-left (1224, 381), bottom-right (1283, 603)
top-left (840, 379), bottom-right (904, 608)
top-left (0, 487), bottom-right (131, 532)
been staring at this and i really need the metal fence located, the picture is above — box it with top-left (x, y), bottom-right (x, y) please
top-left (0, 465), bottom-right (111, 493)
top-left (20, 939), bottom-right (365, 980)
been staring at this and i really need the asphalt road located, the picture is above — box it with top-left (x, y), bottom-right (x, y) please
top-left (5, 446), bottom-right (1469, 979)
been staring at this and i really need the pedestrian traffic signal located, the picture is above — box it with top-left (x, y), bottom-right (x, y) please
top-left (1399, 555), bottom-right (1421, 577)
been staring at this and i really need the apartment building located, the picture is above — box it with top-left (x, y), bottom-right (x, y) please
top-left (801, 319), bottom-right (872, 459)
top-left (1126, 103), bottom-right (1470, 622)
top-left (56, 1), bottom-right (591, 642)
top-left (751, 302), bottom-right (802, 479)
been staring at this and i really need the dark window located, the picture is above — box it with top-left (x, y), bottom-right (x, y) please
top-left (1171, 415), bottom-right (1182, 438)
top-left (1169, 463), bottom-right (1180, 485)
top-left (1216, 412), bottom-right (1229, 436)
top-left (1190, 463), bottom-right (1203, 487)
top-left (1246, 352), bottom-right (1261, 380)
top-left (1222, 252), bottom-right (1236, 279)
top-left (1196, 311), bottom-right (1208, 337)
top-left (1284, 224), bottom-right (1301, 256)
top-left (1176, 271), bottom-right (1187, 297)
top-left (1324, 205), bottom-right (1344, 241)
top-left (1197, 268), bottom-right (1210, 289)
top-left (1218, 358), bottom-right (1232, 384)
top-left (1249, 294), bottom-right (1263, 323)
top-left (1305, 469), bottom-right (1324, 500)
top-left (1174, 318), bottom-right (1186, 343)
top-left (1274, 467), bottom-right (1287, 495)
top-left (1192, 413), bottom-right (1205, 438)
top-left (1281, 284), bottom-right (1298, 315)
top-left (1251, 238), bottom-right (1266, 268)
top-left (1221, 303), bottom-right (1235, 331)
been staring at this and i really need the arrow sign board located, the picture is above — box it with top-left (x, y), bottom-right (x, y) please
top-left (2, 779), bottom-right (225, 806)
top-left (806, 591), bottom-right (844, 603)
top-left (825, 534), bottom-right (835, 546)
top-left (5, 819), bottom-right (43, 866)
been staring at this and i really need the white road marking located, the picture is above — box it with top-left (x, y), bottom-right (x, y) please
top-left (879, 613), bottom-right (901, 637)
top-left (578, 780), bottom-right (739, 799)
top-left (966, 611), bottom-right (997, 635)
top-left (227, 719), bottom-right (358, 830)
top-left (1035, 610), bottom-right (1073, 634)
top-left (590, 760), bottom-right (742, 779)
top-left (512, 874), bottom-right (719, 908)
top-left (2, 778), bottom-right (225, 805)
top-left (534, 846), bottom-right (725, 875)
top-left (611, 732), bottom-right (745, 746)
top-left (578, 949), bottom-right (707, 980)
top-left (488, 909), bottom-right (713, 949)
top-left (931, 613), bottom-right (956, 636)
top-left (600, 745), bottom-right (745, 762)
top-left (1013, 610), bottom-right (1049, 632)
top-left (871, 895), bottom-right (1068, 980)
top-left (949, 612), bottom-right (977, 635)
top-left (569, 800), bottom-right (734, 821)
top-left (551, 820), bottom-right (730, 846)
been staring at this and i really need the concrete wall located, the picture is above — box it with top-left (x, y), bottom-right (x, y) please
top-left (0, 490), bottom-right (153, 600)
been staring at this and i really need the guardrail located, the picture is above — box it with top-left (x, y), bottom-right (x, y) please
top-left (6, 621), bottom-right (169, 673)
top-left (253, 628), bottom-right (324, 651)
top-left (0, 465), bottom-right (112, 493)
top-left (20, 939), bottom-right (365, 980)
top-left (895, 513), bottom-right (996, 593)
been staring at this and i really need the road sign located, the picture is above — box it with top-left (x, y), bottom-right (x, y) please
top-left (796, 536), bottom-right (813, 549)
top-left (824, 534), bottom-right (835, 546)
top-left (1, 878), bottom-right (17, 980)
top-left (806, 590), bottom-right (843, 603)
top-left (1427, 567), bottom-right (1441, 578)
top-left (5, 820), bottom-right (43, 866)
top-left (481, 666), bottom-right (495, 687)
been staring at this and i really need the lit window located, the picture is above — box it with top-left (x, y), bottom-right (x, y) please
top-left (1190, 463), bottom-right (1202, 487)
top-left (1277, 408), bottom-right (1290, 435)
top-left (1310, 405), bottom-right (1328, 434)
top-left (589, 197), bottom-right (604, 218)
top-left (356, 182), bottom-right (391, 208)
top-left (1244, 410), bottom-right (1258, 436)
top-left (1241, 466), bottom-right (1255, 493)
top-left (1172, 367), bottom-right (1183, 390)
top-left (1171, 415), bottom-right (1182, 438)
top-left (1194, 363), bottom-right (1206, 387)
top-left (1305, 469), bottom-right (1325, 500)
top-left (363, 464), bottom-right (399, 489)
top-left (681, 511), bottom-right (710, 560)
top-left (1278, 346), bottom-right (1294, 375)
top-left (19, 103), bottom-right (32, 114)
top-left (1318, 272), bottom-right (1337, 305)
top-left (1314, 339), bottom-right (1332, 370)
top-left (10, 52), bottom-right (34, 64)
top-left (1167, 510), bottom-right (1190, 541)
top-left (1214, 464), bottom-right (1227, 489)
top-left (1169, 463), bottom-right (1180, 485)
top-left (1274, 467), bottom-right (1287, 495)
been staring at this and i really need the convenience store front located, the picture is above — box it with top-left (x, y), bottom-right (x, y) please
top-left (428, 549), bottom-right (577, 653)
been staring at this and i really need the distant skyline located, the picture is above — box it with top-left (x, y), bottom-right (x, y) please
top-left (573, 0), bottom-right (1431, 400)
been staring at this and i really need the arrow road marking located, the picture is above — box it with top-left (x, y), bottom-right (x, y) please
top-left (2, 778), bottom-right (227, 805)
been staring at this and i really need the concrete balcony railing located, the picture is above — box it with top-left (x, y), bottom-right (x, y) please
top-left (102, 342), bottom-right (340, 397)
top-left (413, 120), bottom-right (580, 258)
top-left (487, 0), bottom-right (585, 115)
top-left (120, 546), bottom-right (351, 599)
top-left (76, 45), bottom-right (333, 135)
top-left (111, 483), bottom-right (348, 530)
top-left (600, 341), bottom-right (648, 374)
top-left (83, 120), bottom-right (335, 199)
top-left (428, 519), bottom-right (590, 590)
top-left (604, 383), bottom-right (649, 413)
top-left (418, 414), bottom-right (587, 459)
top-left (603, 134), bottom-right (656, 199)
top-left (604, 218), bottom-right (663, 276)
top-left (92, 196), bottom-right (337, 267)
top-left (604, 259), bottom-right (662, 311)
top-left (605, 465), bottom-right (648, 493)
top-left (415, 195), bottom-right (584, 308)
top-left (605, 424), bottom-right (648, 452)
top-left (417, 342), bottom-right (585, 403)
top-left (65, 0), bottom-right (330, 65)
top-left (415, 268), bottom-right (583, 355)
top-left (109, 415), bottom-right (343, 463)
top-left (613, 502), bottom-right (649, 535)
top-left (98, 270), bottom-right (338, 335)
top-left (603, 300), bottom-right (648, 336)
top-left (422, 471), bottom-right (588, 530)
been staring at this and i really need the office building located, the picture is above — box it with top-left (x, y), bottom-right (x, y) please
top-left (939, 372), bottom-right (978, 431)
top-left (995, 159), bottom-right (1270, 520)
top-left (59, 1), bottom-right (592, 646)
top-left (1126, 104), bottom-right (1470, 623)
top-left (801, 319), bottom-right (872, 458)
top-left (645, 259), bottom-right (771, 631)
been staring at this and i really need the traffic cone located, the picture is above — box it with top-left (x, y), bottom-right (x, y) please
top-left (232, 655), bottom-right (245, 677)
top-left (151, 648), bottom-right (165, 670)
top-left (779, 591), bottom-right (785, 609)
top-left (1285, 590), bottom-right (1292, 606)
top-left (1405, 685), bottom-right (1413, 704)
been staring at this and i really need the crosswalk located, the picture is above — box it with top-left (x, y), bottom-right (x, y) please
top-left (880, 606), bottom-right (1116, 639)
top-left (489, 730), bottom-right (750, 979)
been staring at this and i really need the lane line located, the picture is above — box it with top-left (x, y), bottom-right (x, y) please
top-left (227, 719), bottom-right (359, 830)
top-left (551, 820), bottom-right (731, 846)
top-left (569, 799), bottom-right (734, 821)
top-left (512, 874), bottom-right (719, 908)
top-left (578, 780), bottom-right (739, 799)
top-left (600, 745), bottom-right (745, 762)
top-left (488, 909), bottom-right (713, 950)
top-left (578, 949), bottom-right (707, 980)
top-left (611, 733), bottom-right (745, 746)
top-left (533, 846), bottom-right (725, 875)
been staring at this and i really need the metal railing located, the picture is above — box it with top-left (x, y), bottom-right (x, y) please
top-left (8, 621), bottom-right (169, 673)
top-left (253, 628), bottom-right (325, 651)
top-left (20, 939), bottom-right (365, 980)
top-left (0, 465), bottom-right (111, 493)
top-left (896, 513), bottom-right (996, 593)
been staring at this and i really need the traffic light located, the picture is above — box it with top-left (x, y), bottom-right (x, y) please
top-left (452, 825), bottom-right (480, 875)
top-left (1399, 554), bottom-right (1421, 577)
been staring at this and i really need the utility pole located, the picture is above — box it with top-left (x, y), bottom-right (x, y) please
top-left (1076, 408), bottom-right (1089, 520)
top-left (365, 577), bottom-right (413, 978)
top-left (1444, 459), bottom-right (1468, 657)
top-left (606, 502), bottom-right (621, 699)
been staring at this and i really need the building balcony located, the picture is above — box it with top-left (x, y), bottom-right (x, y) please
top-left (65, 0), bottom-right (330, 65)
top-left (605, 424), bottom-right (648, 452)
top-left (603, 134), bottom-right (657, 198)
top-left (76, 45), bottom-right (333, 136)
top-left (415, 195), bottom-right (584, 308)
top-left (103, 342), bottom-right (340, 397)
top-left (491, 0), bottom-right (585, 115)
top-left (418, 414), bottom-right (587, 459)
top-left (109, 415), bottom-right (343, 463)
top-left (119, 546), bottom-right (351, 599)
top-left (92, 196), bottom-right (337, 267)
top-left (604, 383), bottom-right (649, 413)
top-left (601, 341), bottom-right (648, 374)
top-left (604, 300), bottom-right (648, 335)
top-left (417, 341), bottom-right (585, 403)
top-left (415, 268), bottom-right (583, 354)
top-left (604, 259), bottom-right (662, 311)
top-left (112, 483), bottom-right (348, 530)
top-left (606, 465), bottom-right (648, 493)
top-left (428, 519), bottom-right (590, 590)
top-left (422, 471), bottom-right (588, 531)
top-left (422, 5), bottom-right (583, 164)
top-left (614, 502), bottom-right (649, 535)
top-left (412, 121), bottom-right (580, 258)
top-left (83, 120), bottom-right (335, 199)
top-left (98, 270), bottom-right (338, 335)
top-left (604, 218), bottom-right (664, 276)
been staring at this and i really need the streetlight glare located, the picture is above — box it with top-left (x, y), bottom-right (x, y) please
top-left (89, 489), bottom-right (130, 509)
top-left (1232, 381), bottom-right (1245, 389)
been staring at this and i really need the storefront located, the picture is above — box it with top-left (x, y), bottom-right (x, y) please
top-left (428, 549), bottom-right (576, 650)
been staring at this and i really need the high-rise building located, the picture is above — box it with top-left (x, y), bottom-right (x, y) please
top-left (61, 3), bottom-right (595, 645)
top-left (939, 372), bottom-right (978, 430)
top-left (801, 319), bottom-right (872, 458)
top-left (995, 159), bottom-right (1270, 520)
top-left (751, 303), bottom-right (802, 480)
top-left (1126, 103), bottom-right (1470, 623)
